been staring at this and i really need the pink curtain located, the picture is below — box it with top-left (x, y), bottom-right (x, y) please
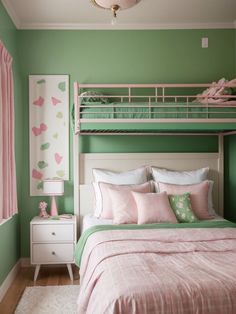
top-left (0, 40), bottom-right (18, 219)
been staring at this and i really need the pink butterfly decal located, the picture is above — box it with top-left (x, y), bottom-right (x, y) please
top-left (32, 169), bottom-right (43, 180)
top-left (33, 96), bottom-right (44, 107)
top-left (51, 97), bottom-right (62, 106)
top-left (32, 123), bottom-right (47, 136)
top-left (55, 153), bottom-right (63, 164)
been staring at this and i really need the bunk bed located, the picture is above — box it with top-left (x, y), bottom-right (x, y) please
top-left (73, 80), bottom-right (236, 314)
top-left (73, 80), bottom-right (236, 134)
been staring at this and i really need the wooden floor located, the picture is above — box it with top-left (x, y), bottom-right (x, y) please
top-left (0, 266), bottom-right (80, 314)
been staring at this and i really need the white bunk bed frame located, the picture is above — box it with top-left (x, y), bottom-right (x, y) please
top-left (73, 82), bottom-right (236, 134)
top-left (73, 82), bottom-right (236, 229)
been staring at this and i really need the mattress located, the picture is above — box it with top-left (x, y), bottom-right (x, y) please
top-left (81, 213), bottom-right (113, 233)
top-left (80, 101), bottom-right (236, 119)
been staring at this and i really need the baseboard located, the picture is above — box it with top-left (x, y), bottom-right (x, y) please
top-left (0, 260), bottom-right (21, 302)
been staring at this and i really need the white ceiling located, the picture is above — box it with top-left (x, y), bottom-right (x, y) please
top-left (2, 0), bottom-right (236, 30)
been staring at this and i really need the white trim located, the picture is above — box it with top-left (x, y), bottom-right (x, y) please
top-left (17, 22), bottom-right (236, 30)
top-left (0, 260), bottom-right (21, 302)
top-left (0, 213), bottom-right (18, 226)
top-left (1, 0), bottom-right (21, 29)
top-left (0, 216), bottom-right (12, 226)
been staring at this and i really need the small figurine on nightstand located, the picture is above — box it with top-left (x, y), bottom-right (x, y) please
top-left (38, 201), bottom-right (50, 218)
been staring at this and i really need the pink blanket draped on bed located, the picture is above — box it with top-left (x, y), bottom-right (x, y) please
top-left (77, 228), bottom-right (236, 314)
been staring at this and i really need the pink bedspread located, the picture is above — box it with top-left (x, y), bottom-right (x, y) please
top-left (77, 228), bottom-right (236, 314)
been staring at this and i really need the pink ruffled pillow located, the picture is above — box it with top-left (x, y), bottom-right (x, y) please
top-left (100, 181), bottom-right (152, 220)
top-left (157, 181), bottom-right (212, 220)
top-left (132, 191), bottom-right (178, 225)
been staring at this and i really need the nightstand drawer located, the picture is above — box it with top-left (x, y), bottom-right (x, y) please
top-left (32, 224), bottom-right (74, 242)
top-left (32, 243), bottom-right (74, 264)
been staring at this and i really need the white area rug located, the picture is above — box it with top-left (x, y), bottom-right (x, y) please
top-left (15, 285), bottom-right (79, 314)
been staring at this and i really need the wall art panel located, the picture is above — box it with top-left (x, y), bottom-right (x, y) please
top-left (29, 75), bottom-right (69, 196)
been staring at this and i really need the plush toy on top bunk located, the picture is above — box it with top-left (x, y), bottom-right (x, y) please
top-left (196, 78), bottom-right (236, 104)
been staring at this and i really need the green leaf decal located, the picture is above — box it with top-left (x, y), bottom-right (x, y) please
top-left (41, 142), bottom-right (50, 150)
top-left (38, 161), bottom-right (48, 169)
top-left (58, 81), bottom-right (66, 92)
top-left (37, 181), bottom-right (44, 190)
top-left (37, 79), bottom-right (46, 84)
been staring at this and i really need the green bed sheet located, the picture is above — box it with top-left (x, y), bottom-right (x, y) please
top-left (75, 220), bottom-right (236, 267)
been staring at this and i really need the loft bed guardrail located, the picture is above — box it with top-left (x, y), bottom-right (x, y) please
top-left (73, 81), bottom-right (236, 134)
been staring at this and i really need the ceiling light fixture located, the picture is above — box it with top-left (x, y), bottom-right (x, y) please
top-left (91, 0), bottom-right (141, 19)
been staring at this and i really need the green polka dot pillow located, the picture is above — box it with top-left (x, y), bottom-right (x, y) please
top-left (169, 193), bottom-right (198, 223)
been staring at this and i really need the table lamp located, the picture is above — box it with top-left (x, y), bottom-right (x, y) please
top-left (43, 179), bottom-right (64, 216)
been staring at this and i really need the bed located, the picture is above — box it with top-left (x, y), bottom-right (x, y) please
top-left (73, 80), bottom-right (236, 314)
top-left (73, 152), bottom-right (236, 313)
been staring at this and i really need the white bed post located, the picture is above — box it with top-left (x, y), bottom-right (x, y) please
top-left (218, 133), bottom-right (224, 217)
top-left (73, 81), bottom-right (80, 233)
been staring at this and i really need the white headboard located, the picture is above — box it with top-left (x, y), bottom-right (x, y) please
top-left (74, 152), bottom-right (223, 220)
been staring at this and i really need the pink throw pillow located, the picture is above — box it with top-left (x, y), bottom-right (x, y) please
top-left (132, 191), bottom-right (178, 225)
top-left (99, 181), bottom-right (152, 219)
top-left (157, 181), bottom-right (212, 220)
top-left (108, 188), bottom-right (139, 224)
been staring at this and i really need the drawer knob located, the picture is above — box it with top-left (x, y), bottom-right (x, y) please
top-left (52, 251), bottom-right (55, 255)
top-left (51, 232), bottom-right (56, 236)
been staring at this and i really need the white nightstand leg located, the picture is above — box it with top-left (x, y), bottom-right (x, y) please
top-left (67, 264), bottom-right (73, 281)
top-left (34, 265), bottom-right (41, 281)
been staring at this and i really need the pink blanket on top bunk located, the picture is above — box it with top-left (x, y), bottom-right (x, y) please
top-left (77, 227), bottom-right (236, 314)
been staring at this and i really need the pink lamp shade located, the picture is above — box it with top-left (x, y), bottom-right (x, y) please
top-left (43, 179), bottom-right (64, 216)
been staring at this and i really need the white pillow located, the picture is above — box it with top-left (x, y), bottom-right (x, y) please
top-left (92, 167), bottom-right (148, 217)
top-left (151, 167), bottom-right (209, 185)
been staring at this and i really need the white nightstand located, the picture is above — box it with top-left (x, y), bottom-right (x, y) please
top-left (30, 216), bottom-right (77, 281)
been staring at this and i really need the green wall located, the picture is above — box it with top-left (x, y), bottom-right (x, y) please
top-left (224, 29), bottom-right (236, 223)
top-left (18, 29), bottom-right (235, 83)
top-left (225, 135), bottom-right (236, 222)
top-left (0, 0), bottom-right (235, 286)
top-left (0, 2), bottom-right (23, 285)
top-left (16, 29), bottom-right (236, 257)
